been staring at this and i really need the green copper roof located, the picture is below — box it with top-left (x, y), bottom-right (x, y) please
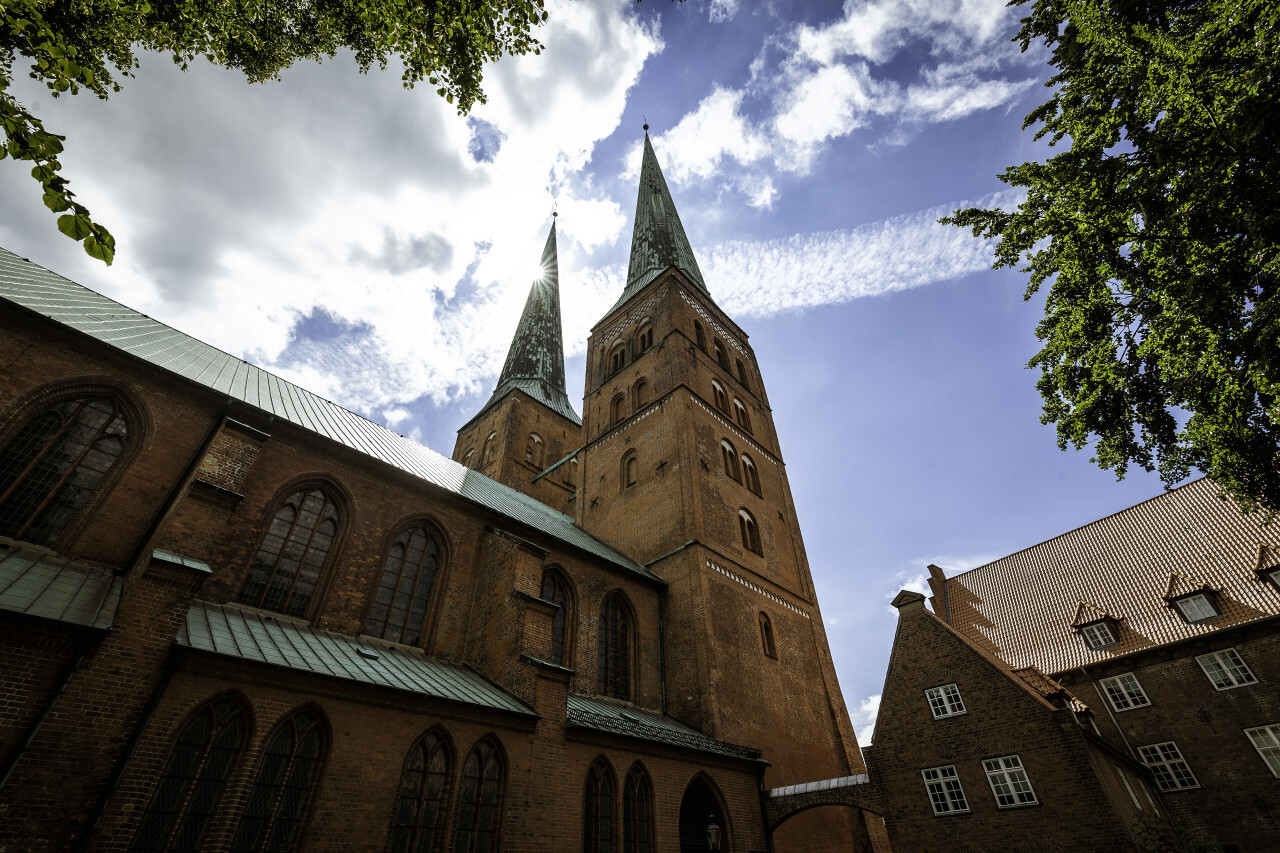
top-left (612, 134), bottom-right (711, 313)
top-left (566, 693), bottom-right (762, 762)
top-left (179, 601), bottom-right (535, 716)
top-left (0, 543), bottom-right (122, 630)
top-left (472, 221), bottom-right (580, 425)
top-left (0, 246), bottom-right (657, 583)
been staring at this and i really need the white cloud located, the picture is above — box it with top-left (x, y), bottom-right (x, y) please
top-left (709, 192), bottom-right (1017, 318)
top-left (794, 0), bottom-right (1013, 66)
top-left (851, 693), bottom-right (881, 745)
top-left (630, 88), bottom-right (769, 185)
top-left (709, 0), bottom-right (740, 24)
top-left (773, 63), bottom-right (892, 162)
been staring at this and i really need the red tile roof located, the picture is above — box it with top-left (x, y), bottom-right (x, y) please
top-left (938, 478), bottom-right (1280, 675)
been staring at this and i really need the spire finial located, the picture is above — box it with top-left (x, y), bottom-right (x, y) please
top-left (643, 115), bottom-right (649, 133)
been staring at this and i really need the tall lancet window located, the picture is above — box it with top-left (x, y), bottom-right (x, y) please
top-left (0, 395), bottom-right (130, 547)
top-left (366, 525), bottom-right (443, 646)
top-left (598, 594), bottom-right (634, 701)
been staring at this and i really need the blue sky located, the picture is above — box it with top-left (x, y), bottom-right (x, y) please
top-left (0, 0), bottom-right (1180, 742)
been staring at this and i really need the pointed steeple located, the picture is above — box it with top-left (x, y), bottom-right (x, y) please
top-left (613, 131), bottom-right (711, 311)
top-left (477, 219), bottom-right (581, 425)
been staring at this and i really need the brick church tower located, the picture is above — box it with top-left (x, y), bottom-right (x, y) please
top-left (453, 219), bottom-right (583, 511)
top-left (572, 133), bottom-right (869, 848)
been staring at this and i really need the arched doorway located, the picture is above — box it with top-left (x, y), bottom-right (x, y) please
top-left (679, 775), bottom-right (728, 852)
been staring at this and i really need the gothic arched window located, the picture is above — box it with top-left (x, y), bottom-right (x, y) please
top-left (583, 758), bottom-right (615, 853)
top-left (366, 525), bottom-right (443, 646)
top-left (0, 395), bottom-right (129, 547)
top-left (461, 449), bottom-right (474, 468)
top-left (622, 451), bottom-right (638, 489)
top-left (540, 569), bottom-right (572, 666)
top-left (238, 487), bottom-right (340, 618)
top-left (608, 344), bottom-right (626, 376)
top-left (713, 340), bottom-right (728, 369)
top-left (735, 359), bottom-right (751, 391)
top-left (733, 399), bottom-right (752, 433)
top-left (622, 764), bottom-right (653, 853)
top-left (451, 738), bottom-right (505, 853)
top-left (598, 594), bottom-right (634, 701)
top-left (632, 379), bottom-right (649, 410)
top-left (611, 395), bottom-right (627, 426)
top-left (481, 433), bottom-right (498, 466)
top-left (739, 508), bottom-right (762, 555)
top-left (720, 440), bottom-right (740, 481)
top-left (741, 454), bottom-right (760, 495)
top-left (711, 381), bottom-right (728, 412)
top-left (694, 322), bottom-right (706, 351)
top-left (130, 695), bottom-right (247, 852)
top-left (636, 322), bottom-right (653, 353)
top-left (230, 709), bottom-right (326, 852)
top-left (759, 612), bottom-right (777, 658)
top-left (525, 434), bottom-right (544, 467)
top-left (389, 730), bottom-right (452, 853)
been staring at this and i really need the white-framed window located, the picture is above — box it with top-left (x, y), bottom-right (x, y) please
top-left (1173, 593), bottom-right (1218, 623)
top-left (1082, 621), bottom-right (1118, 649)
top-left (1115, 765), bottom-right (1143, 811)
top-left (1138, 742), bottom-right (1199, 791)
top-left (1195, 648), bottom-right (1258, 690)
top-left (1099, 673), bottom-right (1151, 711)
top-left (982, 755), bottom-right (1038, 808)
top-left (922, 765), bottom-right (969, 815)
top-left (1266, 567), bottom-right (1280, 592)
top-left (1244, 724), bottom-right (1280, 778)
top-left (924, 684), bottom-right (966, 719)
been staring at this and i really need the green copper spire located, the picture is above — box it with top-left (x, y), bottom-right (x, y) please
top-left (613, 132), bottom-right (711, 312)
top-left (477, 219), bottom-right (581, 425)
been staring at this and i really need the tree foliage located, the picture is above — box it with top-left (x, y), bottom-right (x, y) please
top-left (945, 0), bottom-right (1280, 514)
top-left (1, 0), bottom-right (548, 264)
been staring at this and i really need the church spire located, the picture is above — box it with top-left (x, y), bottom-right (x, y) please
top-left (614, 131), bottom-right (711, 311)
top-left (478, 218), bottom-right (581, 425)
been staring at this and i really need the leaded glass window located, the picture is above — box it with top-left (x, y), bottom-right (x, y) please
top-left (0, 396), bottom-right (128, 547)
top-left (450, 739), bottom-right (504, 853)
top-left (389, 731), bottom-right (451, 853)
top-left (622, 764), bottom-right (652, 853)
top-left (231, 710), bottom-right (326, 852)
top-left (238, 488), bottom-right (339, 618)
top-left (130, 697), bottom-right (246, 852)
top-left (598, 595), bottom-right (633, 701)
top-left (366, 526), bottom-right (443, 646)
top-left (583, 758), bottom-right (614, 853)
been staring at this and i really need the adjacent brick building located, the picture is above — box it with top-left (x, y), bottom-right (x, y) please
top-left (0, 135), bottom-right (874, 851)
top-left (873, 479), bottom-right (1280, 851)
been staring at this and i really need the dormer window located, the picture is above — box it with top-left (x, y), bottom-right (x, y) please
top-left (1081, 621), bottom-right (1118, 649)
top-left (1163, 572), bottom-right (1221, 625)
top-left (1268, 567), bottom-right (1280, 592)
top-left (1172, 593), bottom-right (1218, 624)
top-left (1072, 601), bottom-right (1122, 650)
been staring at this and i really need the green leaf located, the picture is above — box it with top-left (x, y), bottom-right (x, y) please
top-left (57, 213), bottom-right (93, 241)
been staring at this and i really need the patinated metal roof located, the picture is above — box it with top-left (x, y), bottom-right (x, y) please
top-left (470, 221), bottom-right (581, 425)
top-left (0, 542), bottom-right (122, 630)
top-left (566, 693), bottom-right (762, 761)
top-left (612, 134), bottom-right (711, 313)
top-left (0, 247), bottom-right (656, 582)
top-left (178, 601), bottom-right (535, 716)
top-left (939, 478), bottom-right (1280, 675)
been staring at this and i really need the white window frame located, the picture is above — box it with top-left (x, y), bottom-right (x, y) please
top-left (1173, 593), bottom-right (1218, 623)
top-left (1195, 648), bottom-right (1258, 690)
top-left (922, 765), bottom-right (969, 815)
top-left (1138, 742), bottom-right (1200, 791)
top-left (1244, 724), bottom-right (1280, 778)
top-left (924, 683), bottom-right (967, 719)
top-left (1099, 672), bottom-right (1150, 711)
top-left (1081, 621), bottom-right (1117, 649)
top-left (1266, 567), bottom-right (1280, 592)
top-left (982, 755), bottom-right (1038, 808)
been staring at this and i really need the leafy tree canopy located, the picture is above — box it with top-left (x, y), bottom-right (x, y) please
top-left (945, 0), bottom-right (1280, 515)
top-left (1, 0), bottom-right (548, 264)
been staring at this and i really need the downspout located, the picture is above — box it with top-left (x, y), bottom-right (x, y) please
top-left (1079, 664), bottom-right (1136, 759)
top-left (78, 646), bottom-right (185, 851)
top-left (0, 649), bottom-right (87, 790)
